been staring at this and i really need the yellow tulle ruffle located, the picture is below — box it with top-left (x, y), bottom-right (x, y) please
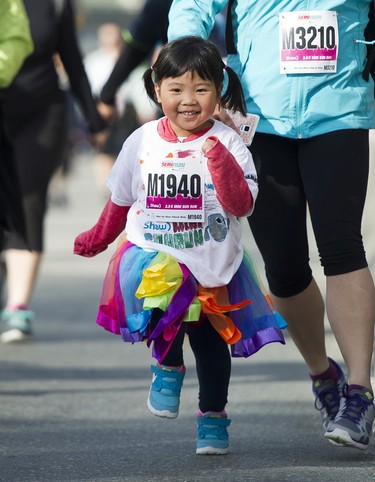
top-left (136, 252), bottom-right (201, 321)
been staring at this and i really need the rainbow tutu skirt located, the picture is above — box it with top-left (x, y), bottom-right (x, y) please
top-left (96, 240), bottom-right (287, 362)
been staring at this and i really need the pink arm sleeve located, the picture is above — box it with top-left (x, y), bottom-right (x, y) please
top-left (74, 198), bottom-right (130, 257)
top-left (204, 136), bottom-right (253, 216)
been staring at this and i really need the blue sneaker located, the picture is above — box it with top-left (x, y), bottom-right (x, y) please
top-left (324, 384), bottom-right (375, 450)
top-left (0, 309), bottom-right (34, 343)
top-left (147, 364), bottom-right (185, 419)
top-left (196, 412), bottom-right (231, 455)
top-left (312, 358), bottom-right (346, 431)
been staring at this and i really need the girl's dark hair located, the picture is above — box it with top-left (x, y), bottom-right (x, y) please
top-left (143, 36), bottom-right (246, 116)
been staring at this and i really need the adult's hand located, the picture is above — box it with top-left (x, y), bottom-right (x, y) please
top-left (212, 106), bottom-right (239, 134)
top-left (97, 101), bottom-right (118, 123)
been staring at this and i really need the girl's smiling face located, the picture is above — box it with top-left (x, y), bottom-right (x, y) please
top-left (154, 71), bottom-right (221, 137)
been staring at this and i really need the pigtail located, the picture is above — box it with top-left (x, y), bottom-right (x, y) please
top-left (143, 67), bottom-right (159, 106)
top-left (221, 66), bottom-right (247, 116)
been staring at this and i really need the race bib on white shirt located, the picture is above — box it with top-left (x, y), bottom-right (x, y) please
top-left (279, 11), bottom-right (339, 74)
top-left (143, 149), bottom-right (205, 222)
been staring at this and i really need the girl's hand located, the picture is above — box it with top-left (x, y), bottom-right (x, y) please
top-left (73, 200), bottom-right (129, 257)
top-left (202, 136), bottom-right (217, 155)
top-left (74, 230), bottom-right (107, 257)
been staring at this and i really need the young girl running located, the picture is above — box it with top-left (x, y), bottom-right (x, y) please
top-left (74, 36), bottom-right (286, 455)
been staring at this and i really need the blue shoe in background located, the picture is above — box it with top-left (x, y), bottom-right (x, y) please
top-left (0, 308), bottom-right (34, 343)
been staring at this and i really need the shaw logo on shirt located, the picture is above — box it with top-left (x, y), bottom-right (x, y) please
top-left (143, 214), bottom-right (229, 250)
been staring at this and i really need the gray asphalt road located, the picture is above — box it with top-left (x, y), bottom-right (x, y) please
top-left (1, 152), bottom-right (375, 482)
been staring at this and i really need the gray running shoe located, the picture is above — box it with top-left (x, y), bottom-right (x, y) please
top-left (0, 309), bottom-right (34, 343)
top-left (312, 358), bottom-right (346, 431)
top-left (324, 384), bottom-right (375, 450)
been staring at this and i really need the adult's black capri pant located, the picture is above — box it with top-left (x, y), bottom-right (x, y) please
top-left (248, 129), bottom-right (369, 298)
top-left (4, 100), bottom-right (68, 252)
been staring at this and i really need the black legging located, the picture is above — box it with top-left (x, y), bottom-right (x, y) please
top-left (248, 130), bottom-right (369, 298)
top-left (151, 310), bottom-right (231, 413)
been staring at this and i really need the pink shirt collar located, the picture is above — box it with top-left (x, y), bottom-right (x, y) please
top-left (157, 117), bottom-right (213, 143)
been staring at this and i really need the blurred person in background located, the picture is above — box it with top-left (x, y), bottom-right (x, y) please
top-left (84, 22), bottom-right (142, 196)
top-left (0, 0), bottom-right (33, 305)
top-left (0, 0), bottom-right (107, 343)
top-left (85, 23), bottom-right (125, 101)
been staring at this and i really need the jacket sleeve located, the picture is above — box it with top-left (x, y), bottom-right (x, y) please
top-left (74, 198), bottom-right (129, 257)
top-left (168, 0), bottom-right (226, 40)
top-left (0, 0), bottom-right (34, 88)
top-left (204, 136), bottom-right (253, 217)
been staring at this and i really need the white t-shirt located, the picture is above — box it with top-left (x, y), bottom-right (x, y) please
top-left (107, 118), bottom-right (258, 287)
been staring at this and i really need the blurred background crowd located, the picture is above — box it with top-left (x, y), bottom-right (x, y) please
top-left (0, 0), bottom-right (229, 342)
top-left (0, 0), bottom-right (153, 340)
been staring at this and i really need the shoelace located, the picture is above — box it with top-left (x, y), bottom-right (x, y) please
top-left (339, 384), bottom-right (372, 423)
top-left (314, 382), bottom-right (341, 417)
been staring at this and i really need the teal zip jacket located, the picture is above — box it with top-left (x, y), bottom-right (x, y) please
top-left (168, 0), bottom-right (375, 139)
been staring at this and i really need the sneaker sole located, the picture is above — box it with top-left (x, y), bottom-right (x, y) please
top-left (324, 428), bottom-right (368, 451)
top-left (146, 396), bottom-right (178, 419)
top-left (196, 446), bottom-right (228, 455)
top-left (1, 329), bottom-right (32, 344)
